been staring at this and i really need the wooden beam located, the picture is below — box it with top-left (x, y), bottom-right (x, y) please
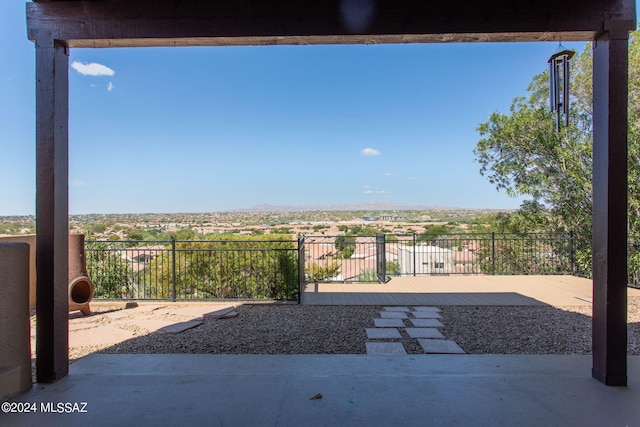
top-left (592, 22), bottom-right (630, 386)
top-left (35, 37), bottom-right (69, 383)
top-left (27, 0), bottom-right (636, 47)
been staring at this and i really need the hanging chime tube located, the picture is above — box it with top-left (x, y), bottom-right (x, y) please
top-left (549, 60), bottom-right (556, 112)
top-left (563, 55), bottom-right (570, 128)
top-left (548, 49), bottom-right (575, 132)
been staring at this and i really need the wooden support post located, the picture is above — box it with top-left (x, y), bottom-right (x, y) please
top-left (592, 24), bottom-right (629, 386)
top-left (35, 37), bottom-right (69, 383)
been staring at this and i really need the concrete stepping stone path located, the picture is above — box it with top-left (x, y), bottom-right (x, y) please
top-left (410, 318), bottom-right (444, 328)
top-left (365, 306), bottom-right (465, 355)
top-left (366, 328), bottom-right (402, 339)
top-left (373, 318), bottom-right (405, 328)
top-left (365, 342), bottom-right (407, 355)
top-left (379, 311), bottom-right (408, 319)
top-left (418, 339), bottom-right (465, 354)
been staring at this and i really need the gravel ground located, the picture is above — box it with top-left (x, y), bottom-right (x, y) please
top-left (29, 298), bottom-right (640, 363)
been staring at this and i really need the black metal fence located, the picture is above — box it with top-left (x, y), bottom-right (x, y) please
top-left (85, 233), bottom-right (640, 300)
top-left (628, 236), bottom-right (640, 289)
top-left (302, 233), bottom-right (582, 282)
top-left (86, 238), bottom-right (300, 301)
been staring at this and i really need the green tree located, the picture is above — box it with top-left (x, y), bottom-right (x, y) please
top-left (306, 261), bottom-right (341, 282)
top-left (473, 34), bottom-right (640, 274)
top-left (334, 235), bottom-right (356, 258)
top-left (85, 241), bottom-right (134, 298)
top-left (148, 234), bottom-right (297, 299)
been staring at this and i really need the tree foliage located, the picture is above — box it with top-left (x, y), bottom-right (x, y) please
top-left (474, 45), bottom-right (594, 237)
top-left (147, 234), bottom-right (297, 299)
top-left (306, 261), bottom-right (341, 282)
top-left (474, 32), bottom-right (640, 276)
top-left (86, 241), bottom-right (134, 298)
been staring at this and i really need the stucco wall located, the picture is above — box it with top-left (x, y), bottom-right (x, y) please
top-left (0, 236), bottom-right (36, 308)
top-left (0, 242), bottom-right (32, 398)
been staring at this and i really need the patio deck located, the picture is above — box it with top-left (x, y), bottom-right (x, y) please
top-left (301, 274), bottom-right (640, 306)
top-left (5, 275), bottom-right (640, 425)
top-left (4, 354), bottom-right (640, 426)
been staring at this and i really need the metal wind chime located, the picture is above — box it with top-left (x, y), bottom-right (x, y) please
top-left (548, 47), bottom-right (575, 131)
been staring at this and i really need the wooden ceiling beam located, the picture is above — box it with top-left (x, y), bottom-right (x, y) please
top-left (27, 0), bottom-right (636, 47)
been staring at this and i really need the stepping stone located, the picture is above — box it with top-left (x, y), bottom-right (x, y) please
top-left (411, 311), bottom-right (442, 319)
top-left (127, 319), bottom-right (180, 334)
top-left (405, 328), bottom-right (445, 339)
top-left (379, 311), bottom-right (408, 319)
top-left (366, 328), bottom-right (402, 339)
top-left (69, 325), bottom-right (136, 347)
top-left (410, 318), bottom-right (444, 328)
top-left (418, 339), bottom-right (465, 354)
top-left (366, 342), bottom-right (407, 355)
top-left (156, 319), bottom-right (203, 335)
top-left (203, 307), bottom-right (238, 319)
top-left (374, 318), bottom-right (405, 327)
top-left (413, 306), bottom-right (441, 312)
top-left (383, 306), bottom-right (410, 312)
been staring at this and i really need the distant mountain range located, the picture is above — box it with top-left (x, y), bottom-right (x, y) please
top-left (232, 201), bottom-right (465, 213)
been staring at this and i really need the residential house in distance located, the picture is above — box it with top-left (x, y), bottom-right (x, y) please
top-left (397, 245), bottom-right (454, 275)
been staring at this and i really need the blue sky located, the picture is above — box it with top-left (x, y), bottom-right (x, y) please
top-left (0, 1), bottom-right (607, 215)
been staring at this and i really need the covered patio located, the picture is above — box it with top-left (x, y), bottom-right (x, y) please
top-left (0, 1), bottom-right (636, 421)
top-left (4, 354), bottom-right (640, 425)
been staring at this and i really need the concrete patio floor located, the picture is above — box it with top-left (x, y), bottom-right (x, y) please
top-left (3, 354), bottom-right (640, 426)
top-left (5, 275), bottom-right (640, 426)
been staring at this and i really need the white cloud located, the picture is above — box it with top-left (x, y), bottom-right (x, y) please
top-left (107, 82), bottom-right (114, 92)
top-left (404, 176), bottom-right (419, 181)
top-left (361, 147), bottom-right (381, 156)
top-left (71, 61), bottom-right (115, 77)
top-left (384, 172), bottom-right (394, 177)
top-left (72, 180), bottom-right (86, 186)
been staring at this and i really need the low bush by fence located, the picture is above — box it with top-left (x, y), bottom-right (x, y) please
top-left (303, 233), bottom-right (587, 282)
top-left (86, 237), bottom-right (300, 301)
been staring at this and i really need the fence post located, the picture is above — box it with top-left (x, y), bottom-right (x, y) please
top-left (297, 235), bottom-right (305, 303)
top-left (376, 234), bottom-right (386, 282)
top-left (413, 233), bottom-right (417, 277)
top-left (171, 237), bottom-right (177, 302)
top-left (491, 232), bottom-right (496, 275)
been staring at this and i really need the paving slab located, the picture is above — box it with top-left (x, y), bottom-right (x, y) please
top-left (418, 339), bottom-right (466, 354)
top-left (410, 311), bottom-right (442, 319)
top-left (373, 318), bottom-right (405, 328)
top-left (204, 307), bottom-right (239, 319)
top-left (69, 325), bottom-right (136, 348)
top-left (383, 306), bottom-right (410, 312)
top-left (156, 305), bottom-right (234, 319)
top-left (379, 311), bottom-right (408, 319)
top-left (412, 306), bottom-right (441, 312)
top-left (99, 310), bottom-right (131, 320)
top-left (365, 342), bottom-right (407, 355)
top-left (130, 304), bottom-right (166, 312)
top-left (410, 318), bottom-right (444, 328)
top-left (156, 319), bottom-right (204, 335)
top-left (69, 323), bottom-right (100, 333)
top-left (114, 318), bottom-right (177, 334)
top-left (366, 328), bottom-right (402, 339)
top-left (405, 328), bottom-right (445, 339)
